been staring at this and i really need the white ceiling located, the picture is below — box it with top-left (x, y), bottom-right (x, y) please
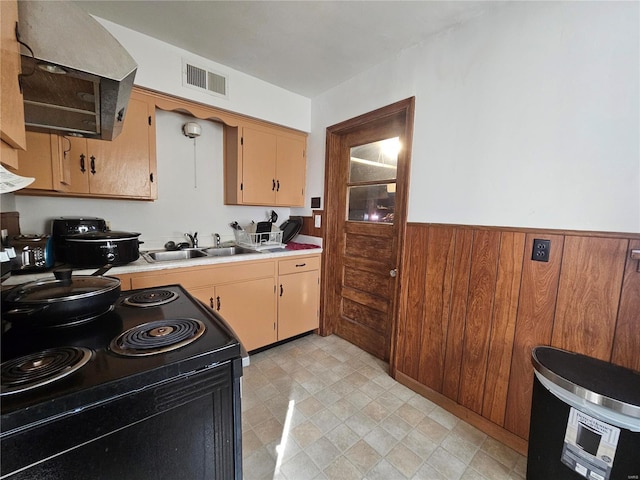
top-left (73, 1), bottom-right (504, 98)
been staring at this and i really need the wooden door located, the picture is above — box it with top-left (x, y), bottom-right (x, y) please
top-left (241, 126), bottom-right (276, 205)
top-left (215, 278), bottom-right (276, 351)
top-left (88, 93), bottom-right (154, 197)
top-left (323, 99), bottom-right (414, 364)
top-left (275, 135), bottom-right (306, 206)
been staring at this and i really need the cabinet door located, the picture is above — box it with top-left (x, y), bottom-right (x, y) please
top-left (0, 0), bottom-right (26, 167)
top-left (215, 278), bottom-right (276, 351)
top-left (241, 126), bottom-right (277, 205)
top-left (65, 136), bottom-right (91, 193)
top-left (276, 135), bottom-right (306, 207)
top-left (88, 93), bottom-right (154, 197)
top-left (278, 270), bottom-right (319, 340)
top-left (14, 132), bottom-right (56, 190)
top-left (190, 286), bottom-right (215, 310)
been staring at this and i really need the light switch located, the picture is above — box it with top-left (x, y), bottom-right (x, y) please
top-left (314, 215), bottom-right (321, 228)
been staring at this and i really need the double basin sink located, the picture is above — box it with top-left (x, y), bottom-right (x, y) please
top-left (142, 246), bottom-right (256, 263)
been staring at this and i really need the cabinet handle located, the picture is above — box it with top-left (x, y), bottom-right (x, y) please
top-left (295, 263), bottom-right (306, 268)
top-left (216, 296), bottom-right (221, 310)
top-left (209, 297), bottom-right (214, 309)
top-left (272, 179), bottom-right (276, 191)
top-left (90, 156), bottom-right (96, 175)
top-left (80, 154), bottom-right (86, 173)
top-left (280, 284), bottom-right (283, 297)
top-left (276, 180), bottom-right (280, 192)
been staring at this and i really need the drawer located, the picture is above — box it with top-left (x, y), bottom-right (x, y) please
top-left (279, 255), bottom-right (320, 275)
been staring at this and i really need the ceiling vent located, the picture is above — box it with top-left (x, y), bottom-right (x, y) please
top-left (182, 60), bottom-right (228, 98)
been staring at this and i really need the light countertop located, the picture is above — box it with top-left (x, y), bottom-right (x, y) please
top-left (3, 245), bottom-right (322, 285)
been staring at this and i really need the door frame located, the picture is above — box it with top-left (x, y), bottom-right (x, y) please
top-left (320, 97), bottom-right (415, 375)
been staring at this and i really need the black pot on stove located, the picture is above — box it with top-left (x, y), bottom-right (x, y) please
top-left (64, 231), bottom-right (142, 267)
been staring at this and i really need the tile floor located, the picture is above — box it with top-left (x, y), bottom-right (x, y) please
top-left (241, 334), bottom-right (527, 480)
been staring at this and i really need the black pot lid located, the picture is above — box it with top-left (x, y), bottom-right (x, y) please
top-left (65, 231), bottom-right (141, 242)
top-left (3, 276), bottom-right (120, 303)
top-left (280, 217), bottom-right (303, 244)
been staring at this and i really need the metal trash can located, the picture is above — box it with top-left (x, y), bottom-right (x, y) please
top-left (527, 346), bottom-right (640, 480)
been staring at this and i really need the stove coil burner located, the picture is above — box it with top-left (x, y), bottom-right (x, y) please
top-left (110, 319), bottom-right (205, 357)
top-left (1, 347), bottom-right (92, 396)
top-left (123, 289), bottom-right (179, 308)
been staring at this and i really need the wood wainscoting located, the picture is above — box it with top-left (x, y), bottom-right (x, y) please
top-left (393, 223), bottom-right (640, 455)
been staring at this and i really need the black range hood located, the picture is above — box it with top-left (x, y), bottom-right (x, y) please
top-left (17, 1), bottom-right (137, 141)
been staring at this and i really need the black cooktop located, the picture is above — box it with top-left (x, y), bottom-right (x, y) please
top-left (1, 284), bottom-right (241, 434)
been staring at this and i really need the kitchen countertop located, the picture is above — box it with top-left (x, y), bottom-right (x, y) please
top-left (3, 245), bottom-right (322, 286)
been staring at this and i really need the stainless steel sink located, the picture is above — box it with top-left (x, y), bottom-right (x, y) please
top-left (201, 246), bottom-right (254, 257)
top-left (145, 248), bottom-right (208, 262)
top-left (143, 246), bottom-right (255, 262)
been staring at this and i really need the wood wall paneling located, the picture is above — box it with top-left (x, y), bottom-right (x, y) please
top-left (395, 224), bottom-right (639, 450)
top-left (482, 231), bottom-right (526, 426)
top-left (504, 233), bottom-right (564, 439)
top-left (612, 239), bottom-right (640, 372)
top-left (442, 228), bottom-right (474, 402)
top-left (458, 230), bottom-right (501, 414)
top-left (551, 236), bottom-right (628, 361)
top-left (416, 225), bottom-right (456, 391)
top-left (396, 225), bottom-right (429, 379)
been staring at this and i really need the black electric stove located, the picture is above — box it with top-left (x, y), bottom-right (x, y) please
top-left (1, 284), bottom-right (243, 480)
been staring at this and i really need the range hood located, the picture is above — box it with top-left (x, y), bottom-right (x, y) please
top-left (17, 1), bottom-right (137, 141)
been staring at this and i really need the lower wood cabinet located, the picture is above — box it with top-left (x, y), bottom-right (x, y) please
top-left (126, 253), bottom-right (321, 352)
top-left (278, 255), bottom-right (320, 340)
top-left (191, 278), bottom-right (277, 352)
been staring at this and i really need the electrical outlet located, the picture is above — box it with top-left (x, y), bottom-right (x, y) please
top-left (532, 239), bottom-right (551, 262)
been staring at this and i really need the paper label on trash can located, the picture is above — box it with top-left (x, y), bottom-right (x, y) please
top-left (561, 407), bottom-right (620, 480)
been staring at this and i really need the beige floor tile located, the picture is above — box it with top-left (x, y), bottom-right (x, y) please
top-left (306, 436), bottom-right (342, 469)
top-left (279, 450), bottom-right (322, 480)
top-left (363, 425), bottom-right (400, 456)
top-left (385, 443), bottom-right (424, 478)
top-left (427, 446), bottom-right (467, 480)
top-left (480, 436), bottom-right (521, 470)
top-left (291, 419), bottom-right (324, 448)
top-left (441, 430), bottom-right (481, 464)
top-left (345, 439), bottom-right (382, 474)
top-left (469, 450), bottom-right (512, 480)
top-left (242, 335), bottom-right (528, 480)
top-left (366, 458), bottom-right (407, 480)
top-left (253, 416), bottom-right (284, 445)
top-left (323, 455), bottom-right (363, 480)
top-left (325, 424), bottom-right (360, 452)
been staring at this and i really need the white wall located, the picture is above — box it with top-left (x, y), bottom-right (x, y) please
top-left (96, 18), bottom-right (311, 132)
top-left (305, 1), bottom-right (640, 233)
top-left (10, 110), bottom-right (290, 249)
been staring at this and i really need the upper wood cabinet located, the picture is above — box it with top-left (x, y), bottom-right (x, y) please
top-left (225, 123), bottom-right (306, 207)
top-left (12, 131), bottom-right (68, 191)
top-left (12, 88), bottom-right (157, 200)
top-left (1, 0), bottom-right (26, 168)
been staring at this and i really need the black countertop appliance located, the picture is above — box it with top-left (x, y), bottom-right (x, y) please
top-left (1, 284), bottom-right (244, 480)
top-left (51, 216), bottom-right (107, 263)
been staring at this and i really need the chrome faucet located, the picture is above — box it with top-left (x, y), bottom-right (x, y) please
top-left (185, 232), bottom-right (198, 248)
top-left (214, 233), bottom-right (221, 248)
